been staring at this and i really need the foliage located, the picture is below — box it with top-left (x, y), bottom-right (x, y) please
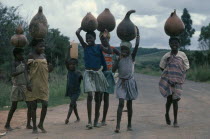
top-left (198, 23), bottom-right (210, 50)
top-left (180, 8), bottom-right (195, 50)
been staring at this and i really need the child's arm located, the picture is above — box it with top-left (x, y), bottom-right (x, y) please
top-left (76, 27), bottom-right (87, 48)
top-left (131, 26), bottom-right (140, 61)
top-left (112, 56), bottom-right (120, 73)
top-left (100, 29), bottom-right (112, 54)
top-left (11, 62), bottom-right (23, 77)
top-left (113, 48), bottom-right (120, 56)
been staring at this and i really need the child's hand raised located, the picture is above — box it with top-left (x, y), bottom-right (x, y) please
top-left (102, 29), bottom-right (109, 38)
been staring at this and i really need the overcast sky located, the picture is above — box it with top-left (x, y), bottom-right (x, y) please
top-left (2, 0), bottom-right (210, 50)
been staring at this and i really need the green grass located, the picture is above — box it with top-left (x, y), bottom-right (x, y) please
top-left (187, 64), bottom-right (210, 82)
top-left (0, 70), bottom-right (86, 110)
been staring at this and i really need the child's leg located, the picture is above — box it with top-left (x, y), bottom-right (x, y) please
top-left (127, 100), bottom-right (133, 130)
top-left (74, 103), bottom-right (80, 122)
top-left (94, 92), bottom-right (102, 127)
top-left (25, 101), bottom-right (32, 129)
top-left (165, 95), bottom-right (172, 125)
top-left (101, 93), bottom-right (109, 125)
top-left (31, 100), bottom-right (38, 133)
top-left (65, 99), bottom-right (76, 124)
top-left (115, 98), bottom-right (124, 133)
top-left (87, 92), bottom-right (93, 128)
top-left (5, 101), bottom-right (18, 130)
top-left (38, 100), bottom-right (48, 133)
top-left (173, 100), bottom-right (179, 127)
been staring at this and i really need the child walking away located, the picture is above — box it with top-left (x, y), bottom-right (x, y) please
top-left (99, 32), bottom-right (120, 126)
top-left (65, 58), bottom-right (83, 124)
top-left (27, 39), bottom-right (53, 133)
top-left (112, 26), bottom-right (140, 133)
top-left (5, 48), bottom-right (32, 131)
top-left (159, 37), bottom-right (189, 127)
top-left (76, 27), bottom-right (111, 129)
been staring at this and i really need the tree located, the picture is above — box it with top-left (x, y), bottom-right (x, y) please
top-left (180, 8), bottom-right (195, 50)
top-left (198, 23), bottom-right (210, 51)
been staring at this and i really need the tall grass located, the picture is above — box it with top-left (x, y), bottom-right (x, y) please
top-left (187, 64), bottom-right (210, 82)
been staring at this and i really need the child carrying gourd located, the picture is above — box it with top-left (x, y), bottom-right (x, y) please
top-left (76, 28), bottom-right (111, 129)
top-left (112, 26), bottom-right (140, 133)
top-left (5, 48), bottom-right (32, 131)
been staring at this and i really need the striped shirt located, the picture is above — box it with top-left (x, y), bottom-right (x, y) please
top-left (102, 46), bottom-right (115, 71)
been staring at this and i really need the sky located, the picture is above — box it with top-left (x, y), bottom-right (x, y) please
top-left (1, 0), bottom-right (210, 50)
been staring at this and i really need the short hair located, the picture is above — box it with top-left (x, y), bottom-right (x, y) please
top-left (169, 37), bottom-right (180, 43)
top-left (13, 48), bottom-right (24, 57)
top-left (86, 31), bottom-right (96, 39)
top-left (65, 58), bottom-right (78, 69)
top-left (30, 38), bottom-right (45, 47)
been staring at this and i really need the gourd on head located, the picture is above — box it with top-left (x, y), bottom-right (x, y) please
top-left (97, 8), bottom-right (116, 32)
top-left (10, 25), bottom-right (28, 47)
top-left (29, 6), bottom-right (48, 39)
top-left (81, 12), bottom-right (98, 32)
top-left (30, 39), bottom-right (45, 47)
top-left (117, 10), bottom-right (137, 41)
top-left (164, 10), bottom-right (185, 36)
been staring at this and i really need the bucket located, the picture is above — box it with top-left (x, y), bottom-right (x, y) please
top-left (70, 41), bottom-right (78, 59)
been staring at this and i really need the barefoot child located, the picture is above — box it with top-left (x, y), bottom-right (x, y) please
top-left (76, 28), bottom-right (111, 129)
top-left (159, 37), bottom-right (189, 127)
top-left (65, 58), bottom-right (82, 124)
top-left (27, 39), bottom-right (53, 133)
top-left (112, 26), bottom-right (140, 133)
top-left (99, 31), bottom-right (120, 126)
top-left (5, 48), bottom-right (32, 131)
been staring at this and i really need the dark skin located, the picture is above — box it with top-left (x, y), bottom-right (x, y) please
top-left (76, 28), bottom-right (112, 128)
top-left (160, 39), bottom-right (180, 127)
top-left (65, 61), bottom-right (81, 124)
top-left (28, 42), bottom-right (53, 133)
top-left (112, 26), bottom-right (140, 133)
top-left (99, 31), bottom-right (120, 126)
top-left (5, 53), bottom-right (32, 131)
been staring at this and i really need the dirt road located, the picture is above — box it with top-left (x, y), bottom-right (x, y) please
top-left (1, 74), bottom-right (210, 139)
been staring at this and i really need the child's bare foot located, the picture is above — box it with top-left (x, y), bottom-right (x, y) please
top-left (173, 122), bottom-right (179, 128)
top-left (101, 121), bottom-right (107, 126)
top-left (32, 128), bottom-right (38, 134)
top-left (26, 125), bottom-right (33, 129)
top-left (4, 125), bottom-right (13, 131)
top-left (165, 114), bottom-right (171, 125)
top-left (127, 126), bottom-right (133, 131)
top-left (115, 128), bottom-right (120, 133)
top-left (38, 124), bottom-right (47, 133)
top-left (65, 119), bottom-right (69, 124)
top-left (86, 123), bottom-right (93, 129)
top-left (94, 123), bottom-right (101, 128)
top-left (74, 119), bottom-right (80, 123)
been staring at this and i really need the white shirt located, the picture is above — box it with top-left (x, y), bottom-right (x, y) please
top-left (159, 51), bottom-right (190, 70)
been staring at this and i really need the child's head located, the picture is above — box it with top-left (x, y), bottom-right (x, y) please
top-left (66, 58), bottom-right (78, 71)
top-left (13, 48), bottom-right (24, 61)
top-left (99, 32), bottom-right (110, 47)
top-left (30, 39), bottom-right (46, 54)
top-left (169, 37), bottom-right (180, 51)
top-left (120, 41), bottom-right (132, 57)
top-left (86, 31), bottom-right (96, 46)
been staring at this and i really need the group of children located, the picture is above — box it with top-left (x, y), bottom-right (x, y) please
top-left (4, 26), bottom-right (189, 134)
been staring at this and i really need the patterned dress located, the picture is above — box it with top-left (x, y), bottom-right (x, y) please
top-left (159, 51), bottom-right (190, 100)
